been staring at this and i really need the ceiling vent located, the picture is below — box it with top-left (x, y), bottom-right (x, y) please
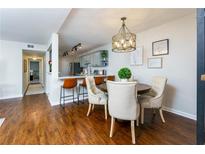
top-left (27, 44), bottom-right (34, 48)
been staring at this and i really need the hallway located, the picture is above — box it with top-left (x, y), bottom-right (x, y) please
top-left (26, 83), bottom-right (44, 95)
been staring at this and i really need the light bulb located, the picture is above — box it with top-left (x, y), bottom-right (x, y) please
top-left (115, 42), bottom-right (120, 48)
top-left (121, 39), bottom-right (125, 44)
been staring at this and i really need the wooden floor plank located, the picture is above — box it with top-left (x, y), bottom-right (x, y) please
top-left (0, 94), bottom-right (196, 145)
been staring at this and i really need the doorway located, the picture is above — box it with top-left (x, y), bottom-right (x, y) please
top-left (22, 50), bottom-right (46, 96)
top-left (29, 60), bottom-right (40, 83)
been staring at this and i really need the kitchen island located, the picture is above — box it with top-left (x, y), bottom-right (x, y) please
top-left (58, 74), bottom-right (109, 80)
top-left (47, 74), bottom-right (114, 106)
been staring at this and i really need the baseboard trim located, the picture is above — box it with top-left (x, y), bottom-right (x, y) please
top-left (0, 95), bottom-right (23, 101)
top-left (162, 106), bottom-right (196, 121)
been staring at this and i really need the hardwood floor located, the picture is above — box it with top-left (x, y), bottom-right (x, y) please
top-left (0, 94), bottom-right (196, 144)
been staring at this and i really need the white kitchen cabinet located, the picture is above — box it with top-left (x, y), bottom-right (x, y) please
top-left (80, 56), bottom-right (87, 67)
top-left (79, 57), bottom-right (83, 67)
top-left (92, 52), bottom-right (99, 67)
top-left (95, 52), bottom-right (101, 66)
top-left (79, 50), bottom-right (108, 68)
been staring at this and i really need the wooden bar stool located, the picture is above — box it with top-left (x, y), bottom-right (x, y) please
top-left (78, 79), bottom-right (88, 103)
top-left (107, 75), bottom-right (115, 81)
top-left (94, 76), bottom-right (105, 85)
top-left (60, 78), bottom-right (78, 108)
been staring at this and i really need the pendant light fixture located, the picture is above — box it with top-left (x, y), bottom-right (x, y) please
top-left (112, 17), bottom-right (136, 52)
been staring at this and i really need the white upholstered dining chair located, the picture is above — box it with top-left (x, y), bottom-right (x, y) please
top-left (85, 76), bottom-right (108, 119)
top-left (139, 76), bottom-right (167, 124)
top-left (106, 80), bottom-right (140, 144)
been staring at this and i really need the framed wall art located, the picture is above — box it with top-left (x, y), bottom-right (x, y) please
top-left (130, 46), bottom-right (143, 66)
top-left (147, 57), bottom-right (162, 69)
top-left (152, 39), bottom-right (169, 56)
top-left (24, 59), bottom-right (27, 73)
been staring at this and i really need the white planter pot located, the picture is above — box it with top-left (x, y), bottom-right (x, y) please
top-left (120, 79), bottom-right (128, 82)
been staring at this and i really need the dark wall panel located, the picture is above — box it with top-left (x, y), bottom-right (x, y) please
top-left (197, 8), bottom-right (205, 145)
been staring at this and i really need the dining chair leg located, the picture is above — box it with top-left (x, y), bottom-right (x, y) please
top-left (76, 87), bottom-right (79, 105)
top-left (104, 104), bottom-right (107, 120)
top-left (60, 86), bottom-right (62, 106)
top-left (110, 117), bottom-right (115, 137)
top-left (63, 88), bottom-right (65, 108)
top-left (153, 108), bottom-right (156, 115)
top-left (131, 120), bottom-right (136, 144)
top-left (141, 106), bottom-right (144, 124)
top-left (92, 104), bottom-right (95, 111)
top-left (72, 88), bottom-right (75, 104)
top-left (159, 108), bottom-right (165, 123)
top-left (136, 118), bottom-right (139, 127)
top-left (83, 87), bottom-right (85, 102)
top-left (87, 103), bottom-right (92, 116)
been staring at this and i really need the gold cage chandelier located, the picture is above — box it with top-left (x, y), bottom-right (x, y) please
top-left (112, 17), bottom-right (136, 52)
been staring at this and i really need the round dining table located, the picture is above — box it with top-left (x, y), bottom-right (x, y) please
top-left (98, 82), bottom-right (151, 95)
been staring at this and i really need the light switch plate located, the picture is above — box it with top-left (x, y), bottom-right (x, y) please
top-left (201, 74), bottom-right (205, 81)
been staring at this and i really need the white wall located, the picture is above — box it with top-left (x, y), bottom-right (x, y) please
top-left (45, 33), bottom-right (62, 105)
top-left (59, 55), bottom-right (79, 77)
top-left (59, 56), bottom-right (70, 77)
top-left (0, 40), bottom-right (47, 99)
top-left (86, 14), bottom-right (197, 120)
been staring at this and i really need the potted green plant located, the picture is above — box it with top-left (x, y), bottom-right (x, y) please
top-left (118, 67), bottom-right (132, 82)
top-left (100, 50), bottom-right (108, 60)
top-left (100, 50), bottom-right (108, 66)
